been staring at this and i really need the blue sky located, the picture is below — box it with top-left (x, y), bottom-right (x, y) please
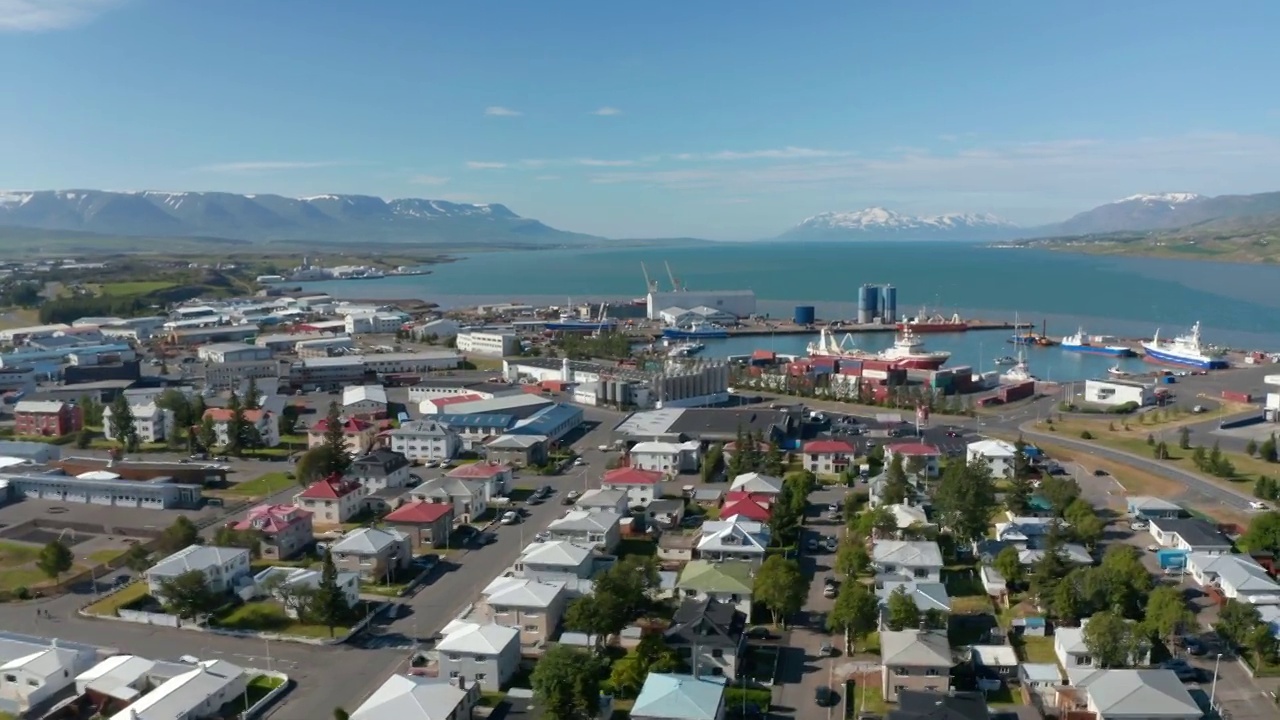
top-left (2, 0), bottom-right (1279, 239)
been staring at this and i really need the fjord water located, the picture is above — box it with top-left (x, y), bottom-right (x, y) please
top-left (301, 241), bottom-right (1280, 377)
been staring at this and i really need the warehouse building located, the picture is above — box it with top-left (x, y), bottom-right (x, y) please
top-left (644, 289), bottom-right (756, 321)
top-left (255, 331), bottom-right (347, 352)
top-left (504, 358), bottom-right (731, 410)
top-left (197, 342), bottom-right (273, 364)
top-left (288, 356), bottom-right (369, 391)
top-left (295, 336), bottom-right (357, 358)
top-left (362, 351), bottom-right (463, 375)
top-left (205, 359), bottom-right (285, 391)
top-left (457, 331), bottom-right (520, 357)
top-left (407, 380), bottom-right (525, 404)
top-left (167, 326), bottom-right (258, 346)
top-left (507, 403), bottom-right (585, 444)
top-left (1083, 378), bottom-right (1155, 407)
top-left (0, 469), bottom-right (204, 509)
top-left (612, 406), bottom-right (802, 445)
top-left (436, 393), bottom-right (553, 419)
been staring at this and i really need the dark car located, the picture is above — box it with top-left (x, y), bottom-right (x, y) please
top-left (537, 485), bottom-right (553, 498)
top-left (815, 686), bottom-right (837, 706)
top-left (746, 626), bottom-right (774, 640)
top-left (946, 430), bottom-right (961, 437)
top-left (1094, 469), bottom-right (1109, 476)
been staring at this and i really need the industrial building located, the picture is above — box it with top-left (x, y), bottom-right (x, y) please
top-left (432, 393), bottom-right (553, 419)
top-left (288, 356), bottom-right (369, 390)
top-left (346, 312), bottom-right (409, 335)
top-left (196, 342), bottom-right (273, 364)
top-left (204, 359), bottom-right (284, 391)
top-left (857, 283), bottom-right (898, 324)
top-left (166, 326), bottom-right (258, 346)
top-left (507, 404), bottom-right (585, 443)
top-left (612, 406), bottom-right (803, 445)
top-left (255, 331), bottom-right (347, 353)
top-left (362, 351), bottom-right (464, 375)
top-left (407, 380), bottom-right (526, 404)
top-left (456, 331), bottom-right (520, 357)
top-left (295, 336), bottom-right (357, 357)
top-left (506, 358), bottom-right (731, 410)
top-left (0, 366), bottom-right (36, 397)
top-left (1083, 378), bottom-right (1155, 407)
top-left (645, 290), bottom-right (756, 321)
top-left (0, 469), bottom-right (204, 509)
top-left (1267, 374), bottom-right (1280, 422)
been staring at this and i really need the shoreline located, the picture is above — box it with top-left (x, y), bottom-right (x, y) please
top-left (990, 242), bottom-right (1279, 265)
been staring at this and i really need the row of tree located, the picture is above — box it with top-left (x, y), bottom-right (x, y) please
top-left (724, 426), bottom-right (785, 479)
top-left (294, 402), bottom-right (355, 486)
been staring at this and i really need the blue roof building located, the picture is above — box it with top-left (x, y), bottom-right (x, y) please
top-left (631, 673), bottom-right (726, 720)
top-left (508, 403), bottom-right (584, 443)
top-left (434, 413), bottom-right (516, 431)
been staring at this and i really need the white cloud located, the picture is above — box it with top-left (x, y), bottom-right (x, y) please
top-left (194, 160), bottom-right (346, 173)
top-left (590, 107), bottom-right (623, 116)
top-left (409, 175), bottom-right (449, 186)
top-left (465, 161), bottom-right (508, 170)
top-left (0, 0), bottom-right (119, 32)
top-left (484, 106), bottom-right (523, 117)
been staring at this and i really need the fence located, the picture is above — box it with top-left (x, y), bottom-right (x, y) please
top-left (118, 608), bottom-right (183, 627)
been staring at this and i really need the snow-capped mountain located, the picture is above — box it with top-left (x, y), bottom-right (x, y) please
top-left (778, 207), bottom-right (1020, 241)
top-left (0, 189), bottom-right (595, 245)
top-left (1032, 190), bottom-right (1280, 237)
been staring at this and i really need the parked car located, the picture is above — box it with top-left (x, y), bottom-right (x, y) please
top-left (823, 584), bottom-right (837, 598)
top-left (825, 536), bottom-right (838, 551)
top-left (500, 511), bottom-right (520, 525)
top-left (1250, 501), bottom-right (1269, 510)
top-left (815, 686), bottom-right (837, 706)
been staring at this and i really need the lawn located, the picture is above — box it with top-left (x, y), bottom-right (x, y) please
top-left (465, 356), bottom-right (505, 371)
top-left (1018, 635), bottom-right (1058, 664)
top-left (215, 600), bottom-right (349, 638)
top-left (96, 281), bottom-right (178, 296)
top-left (226, 472), bottom-right (297, 497)
top-left (362, 582), bottom-right (411, 597)
top-left (848, 673), bottom-right (889, 715)
top-left (87, 548), bottom-right (126, 565)
top-left (84, 582), bottom-right (150, 617)
top-left (0, 540), bottom-right (40, 567)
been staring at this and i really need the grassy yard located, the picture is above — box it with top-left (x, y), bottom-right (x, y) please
top-left (87, 548), bottom-right (126, 565)
top-left (1018, 635), bottom-right (1058, 664)
top-left (362, 582), bottom-right (410, 597)
top-left (465, 356), bottom-right (505, 371)
top-left (0, 540), bottom-right (40, 566)
top-left (84, 582), bottom-right (150, 616)
top-left (96, 281), bottom-right (178, 296)
top-left (0, 306), bottom-right (40, 330)
top-left (226, 472), bottom-right (297, 497)
top-left (848, 674), bottom-right (889, 715)
top-left (0, 540), bottom-right (46, 591)
top-left (215, 600), bottom-right (348, 638)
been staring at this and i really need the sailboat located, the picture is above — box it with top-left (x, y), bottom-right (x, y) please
top-left (1001, 347), bottom-right (1038, 384)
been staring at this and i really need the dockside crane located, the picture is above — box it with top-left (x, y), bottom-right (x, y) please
top-left (664, 261), bottom-right (682, 292)
top-left (641, 263), bottom-right (659, 293)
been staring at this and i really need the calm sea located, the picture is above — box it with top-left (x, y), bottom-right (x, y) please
top-left (297, 241), bottom-right (1280, 380)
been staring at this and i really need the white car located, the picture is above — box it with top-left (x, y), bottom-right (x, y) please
top-left (1250, 501), bottom-right (1269, 511)
top-left (574, 458), bottom-right (585, 466)
top-left (500, 511), bottom-right (520, 525)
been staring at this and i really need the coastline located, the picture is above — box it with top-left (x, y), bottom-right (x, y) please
top-left (990, 242), bottom-right (1279, 265)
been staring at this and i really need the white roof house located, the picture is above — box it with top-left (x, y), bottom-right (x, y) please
top-left (1186, 553), bottom-right (1280, 605)
top-left (967, 439), bottom-right (1017, 458)
top-left (74, 655), bottom-right (190, 703)
top-left (331, 527), bottom-right (409, 555)
top-left (436, 622), bottom-right (520, 656)
top-left (1071, 668), bottom-right (1200, 720)
top-left (872, 540), bottom-right (944, 570)
top-left (107, 659), bottom-right (248, 720)
top-left (696, 519), bottom-right (771, 556)
top-left (352, 674), bottom-right (478, 720)
top-left (343, 385), bottom-right (388, 408)
top-left (518, 539), bottom-right (595, 568)
top-left (729, 472), bottom-right (783, 494)
top-left (886, 503), bottom-right (930, 530)
top-left (145, 545), bottom-right (252, 597)
top-left (481, 577), bottom-right (566, 609)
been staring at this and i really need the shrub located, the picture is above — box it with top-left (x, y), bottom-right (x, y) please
top-left (1080, 430), bottom-right (1094, 440)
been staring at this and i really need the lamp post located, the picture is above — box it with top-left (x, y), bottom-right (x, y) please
top-left (1209, 652), bottom-right (1223, 707)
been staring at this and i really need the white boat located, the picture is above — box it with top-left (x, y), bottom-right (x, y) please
top-left (1061, 327), bottom-right (1134, 357)
top-left (1107, 365), bottom-right (1128, 377)
top-left (993, 355), bottom-right (1017, 366)
top-left (668, 342), bottom-right (704, 358)
top-left (808, 326), bottom-right (950, 369)
top-left (1141, 322), bottom-right (1228, 370)
top-left (1001, 349), bottom-right (1038, 383)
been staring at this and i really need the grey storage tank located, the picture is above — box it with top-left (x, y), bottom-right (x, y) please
top-left (880, 285), bottom-right (897, 324)
top-left (857, 284), bottom-right (879, 324)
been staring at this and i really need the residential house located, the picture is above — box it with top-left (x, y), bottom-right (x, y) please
top-left (342, 385), bottom-right (389, 419)
top-left (659, 533), bottom-right (699, 564)
top-left (889, 690), bottom-right (988, 720)
top-left (411, 477), bottom-right (490, 524)
top-left (886, 504), bottom-right (931, 532)
top-left (104, 402), bottom-right (174, 443)
top-left (884, 442), bottom-right (942, 477)
top-left (664, 598), bottom-right (746, 680)
top-left (203, 407), bottom-right (280, 448)
top-left (1019, 663), bottom-right (1063, 694)
top-left (675, 560), bottom-right (754, 617)
top-left (979, 566), bottom-right (1009, 605)
top-left (547, 509), bottom-right (622, 552)
top-left (436, 622), bottom-right (521, 692)
top-left (514, 540), bottom-right (597, 584)
top-left (295, 473), bottom-right (365, 524)
top-left (880, 629), bottom-right (953, 701)
top-left (574, 488), bottom-right (630, 515)
top-left (728, 472), bottom-right (783, 496)
top-left (384, 501), bottom-right (455, 549)
top-left (14, 399), bottom-right (82, 437)
top-left (330, 527), bottom-right (413, 583)
top-left (478, 577), bottom-right (567, 649)
top-left (601, 466), bottom-right (664, 508)
top-left (1149, 517), bottom-right (1232, 554)
top-left (254, 565), bottom-right (360, 617)
top-left (105, 659), bottom-right (248, 720)
top-left (230, 504), bottom-right (314, 560)
top-left (872, 540), bottom-right (944, 583)
top-left (307, 416), bottom-right (378, 455)
top-left (146, 545), bottom-right (252, 600)
top-left (628, 440), bottom-right (701, 476)
top-left (1054, 617), bottom-right (1150, 671)
top-left (1126, 496), bottom-right (1182, 520)
top-left (1067, 669), bottom-right (1200, 720)
top-left (447, 462), bottom-right (514, 496)
top-left (632, 673), bottom-right (726, 720)
top-left (868, 471), bottom-right (927, 509)
top-left (696, 519), bottom-right (771, 564)
top-left (348, 448), bottom-right (413, 513)
top-left (968, 645), bottom-right (1019, 686)
top-left (0, 636), bottom-right (97, 716)
top-left (646, 498), bottom-right (687, 530)
top-left (1185, 553), bottom-right (1280, 605)
top-left (718, 496), bottom-right (771, 523)
top-left (802, 439), bottom-right (856, 476)
top-left (877, 581), bottom-right (951, 628)
top-left (966, 439), bottom-right (1017, 478)
top-left (484, 434), bottom-right (548, 467)
top-left (352, 674), bottom-right (481, 720)
top-left (387, 420), bottom-right (461, 463)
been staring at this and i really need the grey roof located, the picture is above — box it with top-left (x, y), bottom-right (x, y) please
top-left (877, 581), bottom-right (951, 612)
top-left (665, 598), bottom-right (744, 649)
top-left (519, 539), bottom-right (595, 567)
top-left (667, 408), bottom-right (796, 439)
top-left (436, 621), bottom-right (519, 655)
top-left (349, 449), bottom-right (410, 477)
top-left (413, 477), bottom-right (482, 500)
top-left (576, 488), bottom-right (628, 509)
top-left (1074, 668), bottom-right (1200, 716)
top-left (872, 540), bottom-right (944, 568)
top-left (487, 433), bottom-right (547, 449)
top-left (1150, 517), bottom-right (1230, 548)
top-left (549, 509), bottom-right (622, 533)
top-left (969, 644), bottom-right (1018, 668)
top-left (352, 674), bottom-right (473, 720)
top-left (148, 545), bottom-right (249, 578)
top-left (482, 577), bottom-right (565, 608)
top-left (392, 420), bottom-right (455, 437)
top-left (632, 673), bottom-right (726, 720)
top-left (1127, 496), bottom-right (1182, 512)
top-left (1021, 663), bottom-right (1063, 684)
top-left (880, 629), bottom-right (953, 667)
top-left (332, 527), bottom-right (407, 555)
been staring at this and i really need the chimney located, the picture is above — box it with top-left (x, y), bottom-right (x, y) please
top-left (450, 675), bottom-right (462, 688)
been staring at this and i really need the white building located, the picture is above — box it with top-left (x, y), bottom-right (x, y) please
top-left (414, 318), bottom-right (461, 339)
top-left (601, 467), bottom-right (664, 507)
top-left (0, 634), bottom-right (98, 716)
top-left (362, 351), bottom-right (464, 375)
top-left (203, 408), bottom-right (281, 448)
top-left (1185, 553), bottom-right (1280, 605)
top-left (456, 331), bottom-right (520, 357)
top-left (352, 673), bottom-right (480, 720)
top-left (688, 305), bottom-right (739, 325)
top-left (967, 439), bottom-right (1018, 478)
top-left (253, 565), bottom-right (361, 617)
top-left (1084, 379), bottom-right (1155, 407)
top-left (146, 545), bottom-right (253, 600)
top-left (387, 420), bottom-right (462, 462)
top-left (106, 659), bottom-right (249, 720)
top-left (629, 440), bottom-right (701, 475)
top-left (342, 385), bottom-right (389, 416)
top-left (204, 359), bottom-right (282, 391)
top-left (197, 342), bottom-right (273, 364)
top-left (646, 289), bottom-right (756, 320)
top-left (103, 402), bottom-right (175, 444)
top-left (346, 312), bottom-right (409, 335)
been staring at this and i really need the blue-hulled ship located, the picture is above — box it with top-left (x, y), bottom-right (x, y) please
top-left (1060, 328), bottom-right (1135, 357)
top-left (1141, 322), bottom-right (1228, 370)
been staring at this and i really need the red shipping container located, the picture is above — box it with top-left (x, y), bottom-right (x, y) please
top-left (839, 365), bottom-right (863, 376)
top-left (751, 350), bottom-right (776, 362)
top-left (1222, 390), bottom-right (1253, 403)
top-left (872, 386), bottom-right (891, 402)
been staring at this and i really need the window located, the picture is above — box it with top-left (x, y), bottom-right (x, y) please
top-left (449, 671), bottom-right (460, 678)
top-left (925, 685), bottom-right (938, 691)
top-left (3, 674), bottom-right (15, 682)
top-left (894, 685), bottom-right (905, 694)
top-left (913, 568), bottom-right (929, 578)
top-left (893, 667), bottom-right (908, 676)
top-left (711, 649), bottom-right (723, 658)
top-left (447, 654), bottom-right (462, 661)
top-left (926, 669), bottom-right (939, 677)
top-left (473, 655), bottom-right (486, 662)
top-left (27, 679), bottom-right (39, 687)
top-left (474, 672), bottom-right (487, 681)
top-left (524, 625), bottom-right (538, 632)
top-left (1079, 655), bottom-right (1093, 665)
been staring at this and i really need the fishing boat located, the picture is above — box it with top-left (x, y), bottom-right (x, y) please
top-left (1001, 349), bottom-right (1038, 383)
top-left (993, 355), bottom-right (1017, 366)
top-left (1107, 365), bottom-right (1129, 377)
top-left (1060, 328), bottom-right (1134, 357)
top-left (807, 327), bottom-right (950, 369)
top-left (546, 318), bottom-right (619, 332)
top-left (667, 342), bottom-right (705, 358)
top-left (662, 320), bottom-right (730, 339)
top-left (1141, 322), bottom-right (1229, 370)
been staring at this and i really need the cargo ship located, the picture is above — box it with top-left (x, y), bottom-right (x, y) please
top-left (897, 310), bottom-right (969, 333)
top-left (1060, 328), bottom-right (1135, 357)
top-left (808, 326), bottom-right (950, 370)
top-left (1141, 322), bottom-right (1228, 370)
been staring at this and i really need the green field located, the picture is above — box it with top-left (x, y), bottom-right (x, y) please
top-left (217, 600), bottom-right (349, 638)
top-left (226, 472), bottom-right (297, 497)
top-left (84, 582), bottom-right (150, 616)
top-left (97, 281), bottom-right (179, 296)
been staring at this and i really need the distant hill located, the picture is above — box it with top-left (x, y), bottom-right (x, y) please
top-left (1026, 191), bottom-right (1280, 237)
top-left (0, 189), bottom-right (602, 246)
top-left (776, 207), bottom-right (1021, 242)
top-left (1004, 213), bottom-right (1280, 263)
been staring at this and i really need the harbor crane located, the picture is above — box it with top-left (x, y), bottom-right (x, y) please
top-left (664, 261), bottom-right (682, 292)
top-left (641, 262), bottom-right (659, 293)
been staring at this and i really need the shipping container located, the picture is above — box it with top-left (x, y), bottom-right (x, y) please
top-left (863, 369), bottom-right (889, 380)
top-left (885, 369), bottom-right (908, 386)
top-left (949, 365), bottom-right (972, 377)
top-left (1222, 390), bottom-right (1253, 403)
top-left (751, 350), bottom-right (776, 363)
top-left (871, 385), bottom-right (891, 402)
top-left (838, 365), bottom-right (863, 377)
top-left (794, 305), bottom-right (816, 325)
top-left (998, 380), bottom-right (1036, 403)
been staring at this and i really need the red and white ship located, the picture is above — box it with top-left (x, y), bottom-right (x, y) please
top-left (808, 327), bottom-right (951, 370)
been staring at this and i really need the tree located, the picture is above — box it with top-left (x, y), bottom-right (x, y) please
top-left (1071, 513), bottom-right (1105, 549)
top-left (754, 555), bottom-right (808, 627)
top-left (835, 539), bottom-right (870, 578)
top-left (1178, 426), bottom-right (1191, 450)
top-left (852, 506), bottom-right (897, 541)
top-left (311, 552), bottom-right (353, 636)
top-left (157, 570), bottom-right (221, 620)
top-left (1191, 445), bottom-right (1207, 470)
top-left (37, 539), bottom-right (74, 581)
top-left (1249, 622), bottom-right (1278, 668)
top-left (1261, 433), bottom-right (1278, 463)
top-left (764, 438), bottom-right (785, 477)
top-left (993, 546), bottom-right (1023, 589)
top-left (1216, 600), bottom-right (1260, 651)
top-left (294, 446), bottom-right (330, 486)
top-left (1039, 475), bottom-right (1081, 519)
top-left (213, 526), bottom-right (263, 558)
top-left (225, 392), bottom-right (246, 457)
top-left (319, 402), bottom-right (354, 476)
top-left (885, 586), bottom-right (921, 631)
top-left (1012, 437), bottom-right (1031, 479)
top-left (610, 634), bottom-right (678, 697)
top-left (1143, 585), bottom-right (1194, 650)
top-left (782, 470), bottom-right (813, 519)
top-left (1082, 610), bottom-right (1140, 668)
top-left (531, 645), bottom-right (604, 720)
top-left (1006, 473), bottom-right (1035, 515)
top-left (701, 443), bottom-right (723, 483)
top-left (1246, 438), bottom-right (1259, 457)
top-left (932, 459), bottom-right (996, 541)
top-left (156, 516), bottom-right (200, 555)
top-left (1094, 545), bottom-right (1154, 618)
top-left (245, 377), bottom-right (260, 410)
top-left (1243, 512), bottom-right (1280, 555)
top-left (333, 710), bottom-right (350, 720)
top-left (197, 415), bottom-right (217, 452)
top-left (1030, 529), bottom-right (1070, 604)
top-left (881, 453), bottom-right (911, 506)
top-left (109, 393), bottom-right (139, 452)
top-left (1049, 572), bottom-right (1086, 623)
top-left (75, 427), bottom-right (92, 449)
top-left (827, 581), bottom-right (879, 653)
top-left (122, 544), bottom-right (153, 574)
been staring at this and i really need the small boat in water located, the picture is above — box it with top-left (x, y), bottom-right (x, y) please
top-left (1107, 365), bottom-right (1128, 377)
top-left (993, 355), bottom-right (1017, 366)
top-left (662, 320), bottom-right (730, 339)
top-left (1001, 350), bottom-right (1038, 383)
top-left (1061, 327), bottom-right (1135, 357)
top-left (668, 342), bottom-right (705, 358)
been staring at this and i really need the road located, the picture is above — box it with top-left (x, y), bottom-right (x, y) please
top-left (3, 405), bottom-right (627, 720)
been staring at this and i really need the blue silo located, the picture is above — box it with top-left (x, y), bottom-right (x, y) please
top-left (793, 305), bottom-right (816, 325)
top-left (881, 285), bottom-right (898, 324)
top-left (857, 284), bottom-right (879, 324)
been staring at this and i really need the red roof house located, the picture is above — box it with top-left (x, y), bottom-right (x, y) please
top-left (602, 467), bottom-right (664, 486)
top-left (802, 439), bottom-right (856, 476)
top-left (884, 442), bottom-right (942, 477)
top-left (231, 504), bottom-right (313, 560)
top-left (446, 462), bottom-right (515, 492)
top-left (802, 439), bottom-right (856, 455)
top-left (720, 497), bottom-right (772, 522)
top-left (306, 416), bottom-right (378, 454)
top-left (384, 501), bottom-right (455, 549)
top-left (724, 490), bottom-right (775, 506)
top-left (293, 473), bottom-right (365, 524)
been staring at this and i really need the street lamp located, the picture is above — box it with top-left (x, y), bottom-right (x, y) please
top-left (1209, 652), bottom-right (1223, 707)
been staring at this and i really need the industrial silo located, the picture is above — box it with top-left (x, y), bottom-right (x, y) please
top-left (857, 284), bottom-right (879, 324)
top-left (881, 285), bottom-right (898, 324)
top-left (794, 305), bottom-right (816, 326)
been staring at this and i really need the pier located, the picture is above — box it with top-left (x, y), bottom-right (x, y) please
top-left (625, 319), bottom-right (1029, 341)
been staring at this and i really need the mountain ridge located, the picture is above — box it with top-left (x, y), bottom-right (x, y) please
top-left (776, 206), bottom-right (1021, 242)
